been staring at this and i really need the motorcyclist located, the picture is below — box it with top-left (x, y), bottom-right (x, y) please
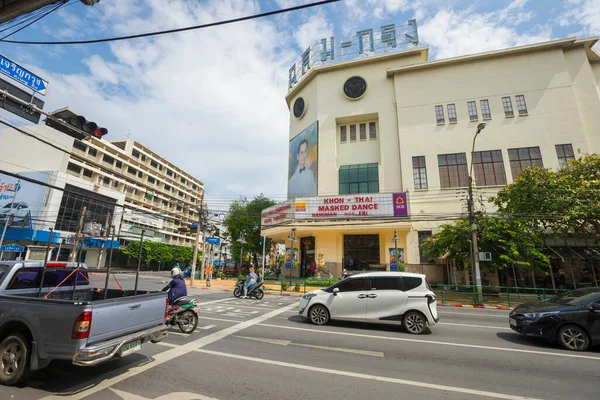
top-left (162, 267), bottom-right (187, 304)
top-left (242, 267), bottom-right (258, 299)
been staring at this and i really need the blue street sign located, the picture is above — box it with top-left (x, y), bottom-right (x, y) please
top-left (1, 244), bottom-right (24, 253)
top-left (0, 53), bottom-right (49, 95)
top-left (206, 237), bottom-right (220, 245)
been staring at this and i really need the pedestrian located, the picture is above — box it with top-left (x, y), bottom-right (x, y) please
top-left (206, 264), bottom-right (213, 287)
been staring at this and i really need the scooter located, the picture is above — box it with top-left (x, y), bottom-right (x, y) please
top-left (166, 296), bottom-right (199, 333)
top-left (233, 280), bottom-right (265, 300)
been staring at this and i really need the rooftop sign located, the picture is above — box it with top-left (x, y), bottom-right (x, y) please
top-left (288, 19), bottom-right (419, 92)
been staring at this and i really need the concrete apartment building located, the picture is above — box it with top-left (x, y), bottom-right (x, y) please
top-left (262, 35), bottom-right (600, 284)
top-left (0, 123), bottom-right (204, 267)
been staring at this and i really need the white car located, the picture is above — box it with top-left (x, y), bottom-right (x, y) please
top-left (299, 272), bottom-right (439, 334)
top-left (0, 202), bottom-right (30, 228)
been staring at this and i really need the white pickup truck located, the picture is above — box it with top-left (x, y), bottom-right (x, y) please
top-left (0, 261), bottom-right (168, 386)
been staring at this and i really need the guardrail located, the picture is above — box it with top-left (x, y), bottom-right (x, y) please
top-left (430, 284), bottom-right (571, 307)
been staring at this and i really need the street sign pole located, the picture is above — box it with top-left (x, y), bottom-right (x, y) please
top-left (261, 234), bottom-right (267, 281)
top-left (0, 179), bottom-right (20, 259)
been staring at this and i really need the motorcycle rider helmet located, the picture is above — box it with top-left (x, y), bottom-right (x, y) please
top-left (171, 267), bottom-right (182, 278)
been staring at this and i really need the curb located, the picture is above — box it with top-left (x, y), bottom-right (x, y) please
top-left (438, 302), bottom-right (513, 310)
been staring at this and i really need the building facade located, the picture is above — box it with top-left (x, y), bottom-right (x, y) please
top-left (262, 36), bottom-right (600, 283)
top-left (0, 124), bottom-right (204, 267)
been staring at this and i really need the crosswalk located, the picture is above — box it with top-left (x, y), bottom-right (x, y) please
top-left (199, 298), bottom-right (298, 318)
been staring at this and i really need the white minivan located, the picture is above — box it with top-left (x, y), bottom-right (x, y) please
top-left (298, 272), bottom-right (439, 334)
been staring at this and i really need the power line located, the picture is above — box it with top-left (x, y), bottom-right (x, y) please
top-left (0, 0), bottom-right (70, 40)
top-left (0, 0), bottom-right (341, 45)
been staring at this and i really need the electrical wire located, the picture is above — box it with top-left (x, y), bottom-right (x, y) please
top-left (0, 0), bottom-right (341, 45)
top-left (0, 0), bottom-right (70, 40)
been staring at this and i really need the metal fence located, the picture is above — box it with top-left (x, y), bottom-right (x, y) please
top-left (430, 284), bottom-right (570, 307)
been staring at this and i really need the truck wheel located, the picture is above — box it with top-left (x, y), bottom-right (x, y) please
top-left (0, 333), bottom-right (31, 386)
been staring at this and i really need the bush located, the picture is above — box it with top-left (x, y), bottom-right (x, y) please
top-left (305, 278), bottom-right (339, 287)
top-left (281, 281), bottom-right (289, 290)
top-left (237, 275), bottom-right (245, 281)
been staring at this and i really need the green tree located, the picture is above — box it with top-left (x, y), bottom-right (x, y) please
top-left (224, 194), bottom-right (277, 270)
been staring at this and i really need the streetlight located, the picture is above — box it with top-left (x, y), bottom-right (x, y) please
top-left (468, 122), bottom-right (486, 304)
top-left (287, 228), bottom-right (297, 284)
top-left (391, 230), bottom-right (400, 272)
top-left (237, 230), bottom-right (246, 275)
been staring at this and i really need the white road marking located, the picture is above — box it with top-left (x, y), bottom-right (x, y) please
top-left (257, 323), bottom-right (600, 361)
top-left (198, 324), bottom-right (217, 330)
top-left (197, 298), bottom-right (234, 306)
top-left (110, 388), bottom-right (219, 400)
top-left (200, 316), bottom-right (242, 323)
top-left (223, 313), bottom-right (245, 317)
top-left (168, 331), bottom-right (197, 337)
top-left (438, 311), bottom-right (508, 318)
top-left (278, 302), bottom-right (284, 305)
top-left (195, 349), bottom-right (540, 400)
top-left (39, 303), bottom-right (298, 400)
top-left (438, 322), bottom-right (511, 330)
top-left (250, 311), bottom-right (259, 314)
top-left (234, 335), bottom-right (384, 357)
top-left (154, 342), bottom-right (178, 348)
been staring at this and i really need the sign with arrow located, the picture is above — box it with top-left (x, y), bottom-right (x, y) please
top-left (0, 53), bottom-right (49, 95)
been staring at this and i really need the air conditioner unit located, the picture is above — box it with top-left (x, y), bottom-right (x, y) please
top-left (478, 252), bottom-right (492, 262)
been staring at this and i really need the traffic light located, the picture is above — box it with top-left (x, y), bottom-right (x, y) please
top-left (45, 107), bottom-right (108, 140)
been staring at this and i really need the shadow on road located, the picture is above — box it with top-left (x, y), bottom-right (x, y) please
top-left (282, 315), bottom-right (432, 335)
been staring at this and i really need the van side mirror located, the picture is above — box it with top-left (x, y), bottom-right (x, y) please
top-left (333, 287), bottom-right (340, 296)
top-left (590, 303), bottom-right (600, 312)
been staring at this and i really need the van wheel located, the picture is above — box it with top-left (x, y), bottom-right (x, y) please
top-left (309, 305), bottom-right (330, 325)
top-left (0, 333), bottom-right (31, 386)
top-left (557, 325), bottom-right (589, 351)
top-left (402, 311), bottom-right (427, 334)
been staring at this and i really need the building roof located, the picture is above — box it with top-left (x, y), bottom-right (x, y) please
top-left (386, 37), bottom-right (600, 77)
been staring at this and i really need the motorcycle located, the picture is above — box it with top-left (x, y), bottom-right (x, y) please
top-left (233, 280), bottom-right (265, 300)
top-left (166, 296), bottom-right (199, 333)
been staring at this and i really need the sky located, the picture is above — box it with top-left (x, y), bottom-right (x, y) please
top-left (0, 0), bottom-right (598, 213)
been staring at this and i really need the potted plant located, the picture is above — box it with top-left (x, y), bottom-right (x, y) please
top-left (281, 281), bottom-right (289, 291)
top-left (294, 282), bottom-right (301, 292)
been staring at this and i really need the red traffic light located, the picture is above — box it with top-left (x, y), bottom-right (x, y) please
top-left (93, 128), bottom-right (108, 138)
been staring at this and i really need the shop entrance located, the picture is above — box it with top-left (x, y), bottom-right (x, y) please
top-left (300, 236), bottom-right (315, 278)
top-left (344, 234), bottom-right (380, 271)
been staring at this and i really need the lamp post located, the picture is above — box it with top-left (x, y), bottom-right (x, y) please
top-left (0, 179), bottom-right (20, 259)
top-left (468, 122), bottom-right (486, 304)
top-left (237, 230), bottom-right (246, 275)
top-left (287, 228), bottom-right (297, 284)
top-left (391, 229), bottom-right (400, 272)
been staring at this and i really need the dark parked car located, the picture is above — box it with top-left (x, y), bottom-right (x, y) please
top-left (509, 287), bottom-right (600, 351)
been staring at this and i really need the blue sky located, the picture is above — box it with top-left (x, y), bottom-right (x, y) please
top-left (0, 0), bottom-right (598, 211)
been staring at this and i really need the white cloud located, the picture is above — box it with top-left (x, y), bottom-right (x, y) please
top-left (420, 5), bottom-right (551, 59)
top-left (558, 0), bottom-right (600, 37)
top-left (293, 13), bottom-right (333, 49)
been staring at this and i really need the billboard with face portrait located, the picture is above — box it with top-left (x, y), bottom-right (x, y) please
top-left (288, 121), bottom-right (318, 199)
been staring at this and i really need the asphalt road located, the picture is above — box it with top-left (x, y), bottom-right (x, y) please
top-left (4, 277), bottom-right (600, 400)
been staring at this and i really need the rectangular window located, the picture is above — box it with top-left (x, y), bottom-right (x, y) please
top-left (141, 154), bottom-right (146, 162)
top-left (103, 176), bottom-right (111, 185)
top-left (67, 162), bottom-right (81, 174)
top-left (412, 156), bottom-right (428, 190)
top-left (88, 148), bottom-right (97, 157)
top-left (102, 154), bottom-right (115, 165)
top-left (148, 176), bottom-right (155, 184)
top-left (127, 166), bottom-right (137, 175)
top-left (73, 140), bottom-right (87, 152)
top-left (435, 105), bottom-right (445, 124)
top-left (339, 163), bottom-right (379, 195)
top-left (508, 146), bottom-right (543, 178)
top-left (340, 126), bottom-right (347, 143)
top-left (515, 95), bottom-right (528, 115)
top-left (150, 159), bottom-right (158, 168)
top-left (555, 144), bottom-right (575, 169)
top-left (480, 99), bottom-right (491, 119)
top-left (502, 97), bottom-right (514, 117)
top-left (370, 277), bottom-right (401, 290)
top-left (167, 169), bottom-right (173, 177)
top-left (164, 184), bottom-right (171, 191)
top-left (138, 171), bottom-right (143, 178)
top-left (349, 124), bottom-right (357, 141)
top-left (369, 122), bottom-right (377, 139)
top-left (344, 234), bottom-right (380, 268)
top-left (472, 150), bottom-right (507, 186)
top-left (359, 123), bottom-right (367, 140)
top-left (438, 153), bottom-right (469, 188)
top-left (132, 149), bottom-right (140, 158)
top-left (447, 104), bottom-right (457, 123)
top-left (418, 231), bottom-right (433, 264)
top-left (467, 101), bottom-right (478, 121)
top-left (82, 169), bottom-right (93, 178)
top-left (115, 160), bottom-right (122, 169)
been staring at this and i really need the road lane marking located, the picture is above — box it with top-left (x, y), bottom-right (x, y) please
top-left (197, 298), bottom-right (234, 306)
top-left (438, 322), bottom-right (511, 330)
top-left (155, 342), bottom-right (178, 348)
top-left (234, 335), bottom-right (384, 357)
top-left (200, 316), bottom-right (242, 323)
top-left (40, 303), bottom-right (298, 400)
top-left (438, 311), bottom-right (508, 318)
top-left (256, 323), bottom-right (600, 361)
top-left (198, 324), bottom-right (217, 330)
top-left (195, 349), bottom-right (540, 400)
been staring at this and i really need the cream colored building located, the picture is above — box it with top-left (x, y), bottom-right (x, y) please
top-left (262, 36), bottom-right (600, 283)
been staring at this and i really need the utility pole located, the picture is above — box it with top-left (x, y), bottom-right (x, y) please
top-left (0, 179), bottom-right (20, 259)
top-left (190, 190), bottom-right (205, 287)
top-left (70, 206), bottom-right (87, 262)
top-left (96, 213), bottom-right (111, 269)
top-left (468, 123), bottom-right (486, 304)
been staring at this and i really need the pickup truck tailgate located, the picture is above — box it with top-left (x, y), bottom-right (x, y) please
top-left (87, 292), bottom-right (167, 344)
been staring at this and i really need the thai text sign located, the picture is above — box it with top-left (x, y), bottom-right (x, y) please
top-left (0, 53), bottom-right (49, 95)
top-left (261, 200), bottom-right (294, 227)
top-left (294, 193), bottom-right (408, 220)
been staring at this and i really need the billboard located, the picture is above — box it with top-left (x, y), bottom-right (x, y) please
top-left (288, 121), bottom-right (318, 199)
top-left (0, 171), bottom-right (51, 232)
top-left (261, 200), bottom-right (294, 228)
top-left (295, 192), bottom-right (409, 220)
top-left (122, 209), bottom-right (164, 230)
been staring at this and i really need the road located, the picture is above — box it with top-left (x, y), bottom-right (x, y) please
top-left (5, 273), bottom-right (599, 400)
